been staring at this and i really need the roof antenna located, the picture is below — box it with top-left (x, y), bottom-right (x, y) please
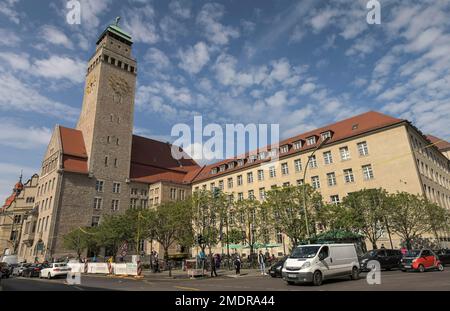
top-left (115, 16), bottom-right (121, 26)
top-left (19, 169), bottom-right (23, 183)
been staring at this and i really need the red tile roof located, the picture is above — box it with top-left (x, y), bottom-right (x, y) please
top-left (2, 193), bottom-right (16, 211)
top-left (59, 126), bottom-right (89, 174)
top-left (191, 111), bottom-right (404, 183)
top-left (426, 135), bottom-right (450, 152)
top-left (129, 135), bottom-right (200, 184)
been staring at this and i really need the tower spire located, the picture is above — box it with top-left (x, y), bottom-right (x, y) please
top-left (115, 16), bottom-right (121, 26)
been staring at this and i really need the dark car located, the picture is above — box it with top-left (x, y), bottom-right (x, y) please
top-left (360, 249), bottom-right (403, 271)
top-left (23, 264), bottom-right (49, 278)
top-left (269, 256), bottom-right (287, 278)
top-left (0, 262), bottom-right (11, 278)
top-left (435, 249), bottom-right (450, 266)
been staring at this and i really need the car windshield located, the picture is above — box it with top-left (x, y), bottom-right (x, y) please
top-left (405, 250), bottom-right (420, 257)
top-left (54, 263), bottom-right (67, 267)
top-left (290, 246), bottom-right (321, 258)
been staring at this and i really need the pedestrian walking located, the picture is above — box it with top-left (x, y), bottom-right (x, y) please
top-left (258, 250), bottom-right (267, 275)
top-left (209, 254), bottom-right (218, 277)
top-left (380, 244), bottom-right (386, 249)
top-left (234, 255), bottom-right (241, 275)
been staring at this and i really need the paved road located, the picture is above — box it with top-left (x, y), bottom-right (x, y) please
top-left (2, 269), bottom-right (450, 291)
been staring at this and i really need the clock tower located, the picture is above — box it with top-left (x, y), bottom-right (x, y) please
top-left (76, 18), bottom-right (137, 181)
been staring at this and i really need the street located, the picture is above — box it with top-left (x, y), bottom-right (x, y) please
top-left (2, 269), bottom-right (450, 291)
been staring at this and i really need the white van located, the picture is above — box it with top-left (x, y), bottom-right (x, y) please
top-left (282, 244), bottom-right (360, 286)
top-left (0, 255), bottom-right (18, 266)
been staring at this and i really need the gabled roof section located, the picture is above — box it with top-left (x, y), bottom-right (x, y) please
top-left (59, 126), bottom-right (88, 174)
top-left (191, 111), bottom-right (404, 183)
top-left (426, 135), bottom-right (450, 152)
top-left (130, 135), bottom-right (200, 184)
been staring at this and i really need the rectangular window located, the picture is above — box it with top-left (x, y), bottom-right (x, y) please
top-left (117, 60), bottom-right (122, 68)
top-left (340, 147), bottom-right (351, 160)
top-left (344, 169), bottom-right (355, 183)
top-left (124, 64), bottom-right (129, 71)
top-left (170, 188), bottom-right (177, 200)
top-left (114, 158), bottom-right (118, 167)
top-left (110, 57), bottom-right (116, 65)
top-left (91, 216), bottom-right (100, 227)
top-left (247, 172), bottom-right (254, 183)
top-left (218, 180), bottom-right (224, 190)
top-left (327, 172), bottom-right (337, 186)
top-left (306, 136), bottom-right (316, 145)
top-left (283, 182), bottom-right (290, 187)
top-left (237, 159), bottom-right (244, 166)
top-left (95, 180), bottom-right (104, 192)
top-left (259, 188), bottom-right (265, 200)
top-left (238, 192), bottom-right (244, 201)
top-left (311, 176), bottom-right (320, 189)
top-left (131, 188), bottom-right (138, 195)
top-left (269, 166), bottom-right (276, 178)
top-left (237, 175), bottom-right (243, 186)
top-left (296, 179), bottom-right (304, 186)
top-left (104, 156), bottom-right (109, 167)
top-left (358, 141), bottom-right (369, 156)
top-left (130, 198), bottom-right (137, 209)
top-left (323, 151), bottom-right (333, 165)
top-left (362, 164), bottom-right (374, 180)
top-left (179, 190), bottom-right (185, 200)
top-left (321, 131), bottom-right (332, 140)
top-left (93, 197), bottom-right (102, 210)
top-left (257, 170), bottom-right (264, 181)
top-left (210, 182), bottom-right (215, 190)
top-left (280, 145), bottom-right (289, 153)
top-left (219, 165), bottom-right (226, 172)
top-left (309, 155), bottom-right (317, 168)
top-left (294, 159), bottom-right (302, 172)
top-left (281, 162), bottom-right (289, 175)
top-left (330, 195), bottom-right (340, 205)
top-left (111, 199), bottom-right (119, 211)
top-left (248, 190), bottom-right (255, 200)
top-left (112, 182), bottom-right (121, 193)
top-left (293, 141), bottom-right (302, 150)
top-left (227, 178), bottom-right (233, 188)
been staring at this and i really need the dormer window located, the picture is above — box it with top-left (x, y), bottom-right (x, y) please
top-left (321, 131), bottom-right (332, 140)
top-left (219, 165), bottom-right (226, 172)
top-left (280, 145), bottom-right (289, 153)
top-left (237, 159), bottom-right (244, 167)
top-left (293, 141), bottom-right (302, 150)
top-left (228, 161), bottom-right (235, 169)
top-left (258, 151), bottom-right (267, 160)
top-left (269, 149), bottom-right (278, 157)
top-left (248, 155), bottom-right (257, 163)
top-left (211, 168), bottom-right (218, 174)
top-left (306, 136), bottom-right (316, 145)
top-left (352, 124), bottom-right (359, 130)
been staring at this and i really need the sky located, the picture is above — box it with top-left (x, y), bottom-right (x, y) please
top-left (0, 0), bottom-right (450, 200)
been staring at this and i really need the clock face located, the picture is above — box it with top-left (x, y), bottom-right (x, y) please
top-left (108, 74), bottom-right (131, 98)
top-left (86, 74), bottom-right (97, 95)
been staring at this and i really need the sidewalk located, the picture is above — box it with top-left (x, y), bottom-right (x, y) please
top-left (142, 268), bottom-right (264, 280)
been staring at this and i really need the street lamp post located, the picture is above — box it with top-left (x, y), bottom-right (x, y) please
top-left (302, 137), bottom-right (330, 244)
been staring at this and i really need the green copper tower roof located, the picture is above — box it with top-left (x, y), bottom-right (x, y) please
top-left (96, 17), bottom-right (133, 45)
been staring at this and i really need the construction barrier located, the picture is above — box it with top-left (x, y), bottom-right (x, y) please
top-left (67, 263), bottom-right (84, 273)
top-left (114, 263), bottom-right (138, 276)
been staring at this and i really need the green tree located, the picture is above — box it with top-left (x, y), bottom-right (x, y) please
top-left (264, 185), bottom-right (321, 248)
top-left (388, 192), bottom-right (439, 250)
top-left (191, 190), bottom-right (227, 254)
top-left (63, 227), bottom-right (94, 260)
top-left (342, 188), bottom-right (389, 249)
top-left (147, 199), bottom-right (193, 276)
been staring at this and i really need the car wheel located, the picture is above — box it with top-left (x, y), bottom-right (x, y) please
top-left (286, 281), bottom-right (295, 285)
top-left (418, 264), bottom-right (425, 273)
top-left (312, 270), bottom-right (323, 286)
top-left (48, 272), bottom-right (52, 279)
top-left (351, 267), bottom-right (360, 280)
top-left (437, 263), bottom-right (444, 272)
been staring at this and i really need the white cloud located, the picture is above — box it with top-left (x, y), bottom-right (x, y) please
top-left (0, 28), bottom-right (21, 47)
top-left (266, 90), bottom-right (288, 107)
top-left (268, 58), bottom-right (291, 83)
top-left (345, 36), bottom-right (378, 57)
top-left (0, 120), bottom-right (52, 150)
top-left (31, 56), bottom-right (85, 83)
top-left (309, 8), bottom-right (339, 33)
top-left (0, 52), bottom-right (31, 71)
top-left (78, 0), bottom-right (112, 31)
top-left (160, 16), bottom-right (187, 42)
top-left (41, 25), bottom-right (73, 49)
top-left (0, 0), bottom-right (20, 24)
top-left (177, 42), bottom-right (210, 74)
top-left (299, 82), bottom-right (316, 95)
top-left (197, 3), bottom-right (239, 45)
top-left (122, 5), bottom-right (159, 44)
top-left (0, 73), bottom-right (79, 120)
top-left (169, 0), bottom-right (191, 19)
top-left (144, 48), bottom-right (171, 70)
top-left (289, 25), bottom-right (306, 43)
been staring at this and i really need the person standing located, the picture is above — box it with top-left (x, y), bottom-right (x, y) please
top-left (258, 250), bottom-right (267, 275)
top-left (209, 254), bottom-right (218, 277)
top-left (234, 255), bottom-right (241, 275)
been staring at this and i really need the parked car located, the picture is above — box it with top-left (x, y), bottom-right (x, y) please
top-left (360, 249), bottom-right (402, 271)
top-left (435, 249), bottom-right (450, 266)
top-left (0, 262), bottom-right (11, 278)
top-left (269, 256), bottom-right (287, 278)
top-left (401, 249), bottom-right (444, 272)
top-left (282, 244), bottom-right (360, 286)
top-left (40, 263), bottom-right (71, 279)
top-left (12, 263), bottom-right (31, 276)
top-left (22, 264), bottom-right (49, 278)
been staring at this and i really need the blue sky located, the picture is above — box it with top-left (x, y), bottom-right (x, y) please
top-left (1, 0), bottom-right (450, 199)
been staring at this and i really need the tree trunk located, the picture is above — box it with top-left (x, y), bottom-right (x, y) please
top-left (164, 247), bottom-right (171, 277)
